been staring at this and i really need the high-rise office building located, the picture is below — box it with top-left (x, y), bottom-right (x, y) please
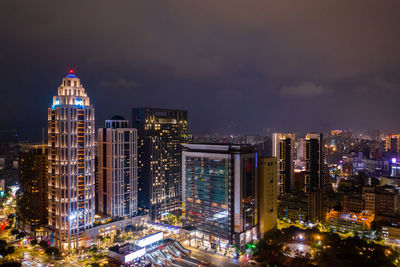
top-left (304, 133), bottom-right (324, 192)
top-left (132, 108), bottom-right (188, 220)
top-left (48, 71), bottom-right (95, 251)
top-left (258, 157), bottom-right (278, 238)
top-left (272, 133), bottom-right (295, 193)
top-left (18, 144), bottom-right (48, 235)
top-left (385, 134), bottom-right (400, 154)
top-left (182, 144), bottom-right (258, 249)
top-left (304, 133), bottom-right (325, 221)
top-left (97, 116), bottom-right (138, 218)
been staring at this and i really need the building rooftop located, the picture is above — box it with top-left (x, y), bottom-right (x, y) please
top-left (65, 69), bottom-right (78, 79)
top-left (110, 115), bottom-right (126, 120)
top-left (109, 243), bottom-right (142, 256)
top-left (183, 143), bottom-right (255, 153)
top-left (66, 73), bottom-right (78, 78)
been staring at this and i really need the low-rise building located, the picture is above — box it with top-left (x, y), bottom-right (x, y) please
top-left (325, 210), bottom-right (374, 235)
top-left (108, 243), bottom-right (146, 267)
top-left (278, 194), bottom-right (308, 223)
top-left (381, 225), bottom-right (400, 245)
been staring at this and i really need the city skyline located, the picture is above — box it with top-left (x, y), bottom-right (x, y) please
top-left (2, 1), bottom-right (400, 266)
top-left (2, 1), bottom-right (400, 140)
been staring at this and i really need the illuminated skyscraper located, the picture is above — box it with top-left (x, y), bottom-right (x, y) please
top-left (132, 108), bottom-right (188, 220)
top-left (97, 116), bottom-right (138, 218)
top-left (18, 144), bottom-right (48, 235)
top-left (272, 133), bottom-right (295, 193)
top-left (182, 144), bottom-right (258, 249)
top-left (304, 133), bottom-right (324, 192)
top-left (48, 71), bottom-right (95, 251)
top-left (304, 133), bottom-right (325, 221)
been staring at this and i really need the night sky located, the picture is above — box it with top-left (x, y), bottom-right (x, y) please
top-left (1, 1), bottom-right (400, 140)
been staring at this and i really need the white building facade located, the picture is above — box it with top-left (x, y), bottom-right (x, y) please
top-left (98, 116), bottom-right (138, 218)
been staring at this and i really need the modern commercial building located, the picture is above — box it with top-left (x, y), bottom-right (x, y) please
top-left (107, 232), bottom-right (194, 267)
top-left (182, 144), bottom-right (258, 250)
top-left (272, 133), bottom-right (295, 194)
top-left (132, 108), bottom-right (188, 220)
top-left (304, 133), bottom-right (325, 221)
top-left (258, 157), bottom-right (278, 237)
top-left (17, 144), bottom-right (48, 235)
top-left (97, 116), bottom-right (138, 218)
top-left (47, 71), bottom-right (96, 251)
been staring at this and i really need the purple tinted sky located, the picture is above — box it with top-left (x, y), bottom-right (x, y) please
top-left (1, 1), bottom-right (400, 139)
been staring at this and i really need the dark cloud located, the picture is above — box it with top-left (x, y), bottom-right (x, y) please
top-left (280, 82), bottom-right (331, 97)
top-left (1, 0), bottom-right (400, 139)
top-left (99, 79), bottom-right (139, 89)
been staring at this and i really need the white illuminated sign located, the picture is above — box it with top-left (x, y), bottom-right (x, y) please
top-left (124, 248), bottom-right (146, 263)
top-left (135, 232), bottom-right (163, 247)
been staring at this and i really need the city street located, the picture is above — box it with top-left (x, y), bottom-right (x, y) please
top-left (189, 247), bottom-right (240, 267)
top-left (0, 190), bottom-right (251, 267)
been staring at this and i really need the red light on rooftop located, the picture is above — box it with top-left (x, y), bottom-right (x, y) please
top-left (69, 69), bottom-right (74, 74)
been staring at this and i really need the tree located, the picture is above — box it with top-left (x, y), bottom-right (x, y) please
top-left (16, 232), bottom-right (26, 239)
top-left (39, 240), bottom-right (49, 249)
top-left (0, 262), bottom-right (21, 267)
top-left (45, 246), bottom-right (60, 259)
top-left (0, 239), bottom-right (15, 258)
top-left (89, 245), bottom-right (98, 254)
top-left (291, 250), bottom-right (312, 267)
top-left (10, 229), bottom-right (18, 236)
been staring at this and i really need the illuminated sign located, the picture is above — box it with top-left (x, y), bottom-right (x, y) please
top-left (124, 247), bottom-right (146, 263)
top-left (135, 232), bottom-right (163, 247)
top-left (75, 99), bottom-right (84, 106)
top-left (52, 99), bottom-right (60, 109)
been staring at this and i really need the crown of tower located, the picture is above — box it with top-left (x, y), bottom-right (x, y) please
top-left (51, 70), bottom-right (91, 107)
top-left (66, 69), bottom-right (78, 78)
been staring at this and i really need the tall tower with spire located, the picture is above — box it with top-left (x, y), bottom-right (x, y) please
top-left (48, 70), bottom-right (95, 251)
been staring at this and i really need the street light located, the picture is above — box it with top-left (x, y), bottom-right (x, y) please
top-left (297, 234), bottom-right (304, 241)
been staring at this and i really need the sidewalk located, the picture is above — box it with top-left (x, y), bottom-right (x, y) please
top-left (186, 244), bottom-right (235, 259)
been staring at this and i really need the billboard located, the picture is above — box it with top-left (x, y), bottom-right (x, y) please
top-left (124, 247), bottom-right (146, 263)
top-left (135, 232), bottom-right (163, 247)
